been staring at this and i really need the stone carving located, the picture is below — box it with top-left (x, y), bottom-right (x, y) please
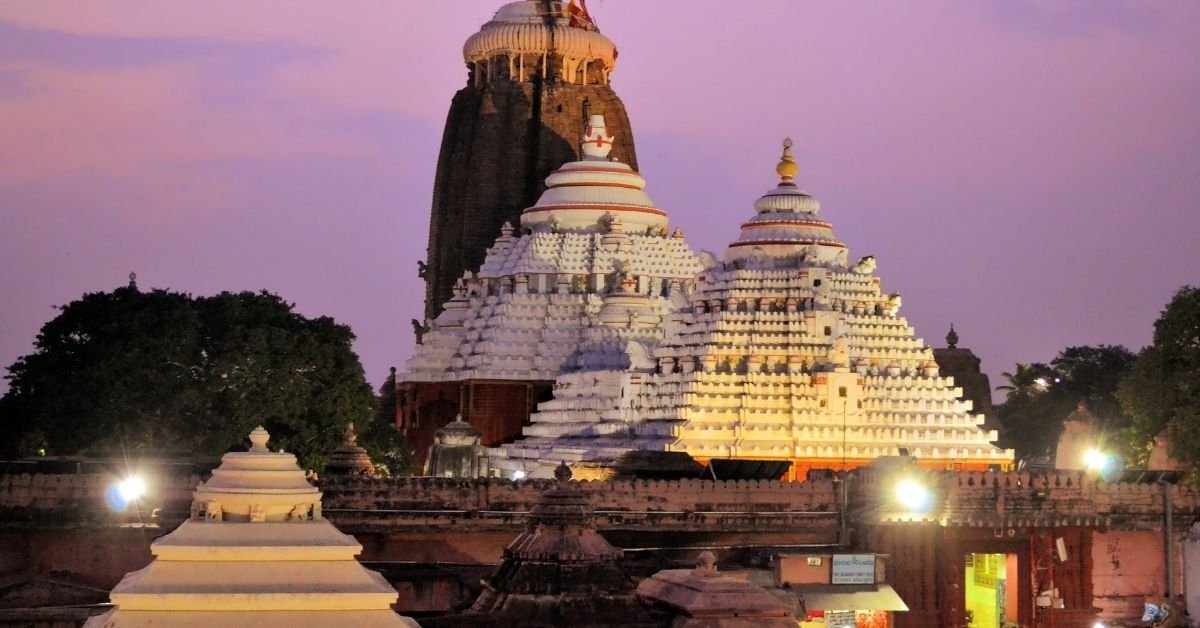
top-left (289, 503), bottom-right (312, 521)
top-left (417, 260), bottom-right (429, 279)
top-left (827, 336), bottom-right (851, 368)
top-left (250, 504), bottom-right (266, 523)
top-left (625, 341), bottom-right (656, 372)
top-left (835, 248), bottom-right (849, 266)
top-left (204, 501), bottom-right (222, 521)
top-left (805, 243), bottom-right (823, 262)
top-left (885, 292), bottom-right (902, 316)
top-left (696, 250), bottom-right (719, 271)
top-left (411, 318), bottom-right (430, 345)
top-left (852, 255), bottom-right (876, 274)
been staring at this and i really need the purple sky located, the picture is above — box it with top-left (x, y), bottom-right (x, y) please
top-left (1, 1), bottom-right (1198, 400)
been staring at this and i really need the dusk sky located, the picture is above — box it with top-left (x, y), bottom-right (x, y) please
top-left (1, 1), bottom-right (1197, 400)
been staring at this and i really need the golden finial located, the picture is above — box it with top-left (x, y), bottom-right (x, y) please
top-left (776, 137), bottom-right (798, 183)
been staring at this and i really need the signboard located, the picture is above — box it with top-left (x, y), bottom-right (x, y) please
top-left (825, 610), bottom-right (856, 627)
top-left (831, 554), bottom-right (876, 584)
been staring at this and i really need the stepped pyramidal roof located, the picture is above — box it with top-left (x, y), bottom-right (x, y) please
top-left (86, 427), bottom-right (417, 628)
top-left (405, 114), bottom-right (700, 383)
top-left (492, 140), bottom-right (1013, 477)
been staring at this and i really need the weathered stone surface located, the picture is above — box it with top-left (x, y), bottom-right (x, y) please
top-left (424, 79), bottom-right (638, 323)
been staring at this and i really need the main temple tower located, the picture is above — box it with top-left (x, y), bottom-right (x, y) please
top-left (422, 1), bottom-right (639, 323)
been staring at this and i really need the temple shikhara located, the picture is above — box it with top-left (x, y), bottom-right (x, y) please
top-left (402, 2), bottom-right (1011, 480)
top-left (4, 3), bottom-right (1196, 628)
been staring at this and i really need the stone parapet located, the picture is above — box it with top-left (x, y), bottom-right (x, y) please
top-left (852, 468), bottom-right (1200, 530)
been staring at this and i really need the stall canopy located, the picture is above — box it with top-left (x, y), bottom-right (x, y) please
top-left (794, 584), bottom-right (909, 612)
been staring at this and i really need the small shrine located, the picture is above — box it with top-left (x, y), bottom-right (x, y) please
top-left (423, 415), bottom-right (488, 478)
top-left (85, 427), bottom-right (417, 627)
top-left (325, 422), bottom-right (376, 476)
top-left (636, 551), bottom-right (796, 627)
top-left (459, 463), bottom-right (661, 626)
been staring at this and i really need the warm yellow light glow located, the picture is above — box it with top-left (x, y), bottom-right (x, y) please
top-left (117, 476), bottom-right (146, 502)
top-left (1083, 449), bottom-right (1109, 472)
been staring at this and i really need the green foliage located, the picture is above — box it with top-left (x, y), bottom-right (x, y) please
top-left (0, 285), bottom-right (381, 471)
top-left (1118, 286), bottom-right (1200, 466)
top-left (356, 368), bottom-right (418, 476)
top-left (996, 346), bottom-right (1135, 461)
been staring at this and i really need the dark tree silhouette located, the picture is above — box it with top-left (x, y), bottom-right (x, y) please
top-left (0, 283), bottom-right (384, 471)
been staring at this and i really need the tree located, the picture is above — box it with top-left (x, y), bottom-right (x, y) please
top-left (1118, 286), bottom-right (1200, 467)
top-left (0, 283), bottom-right (379, 471)
top-left (356, 367), bottom-right (417, 476)
top-left (996, 346), bottom-right (1135, 461)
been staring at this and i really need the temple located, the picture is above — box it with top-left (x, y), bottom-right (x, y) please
top-left (86, 427), bottom-right (417, 627)
top-left (402, 112), bottom-right (699, 457)
top-left (422, 0), bottom-right (639, 324)
top-left (491, 140), bottom-right (1012, 478)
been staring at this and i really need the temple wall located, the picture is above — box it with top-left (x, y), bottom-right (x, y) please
top-left (0, 472), bottom-right (200, 519)
top-left (399, 380), bottom-right (553, 465)
top-left (319, 475), bottom-right (840, 515)
top-left (1092, 530), bottom-right (1184, 622)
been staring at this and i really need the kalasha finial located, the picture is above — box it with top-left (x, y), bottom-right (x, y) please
top-left (946, 324), bottom-right (959, 349)
top-left (581, 114), bottom-right (615, 160)
top-left (776, 137), bottom-right (798, 184)
top-left (248, 426), bottom-right (270, 452)
top-left (127, 272), bottom-right (138, 290)
top-left (343, 422), bottom-right (358, 446)
top-left (696, 550), bottom-right (719, 574)
top-left (553, 461), bottom-right (573, 482)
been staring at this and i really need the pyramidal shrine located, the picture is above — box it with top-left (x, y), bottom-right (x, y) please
top-left (402, 1), bottom-right (1013, 479)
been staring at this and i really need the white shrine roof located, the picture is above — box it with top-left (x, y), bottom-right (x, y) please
top-left (85, 428), bottom-right (417, 628)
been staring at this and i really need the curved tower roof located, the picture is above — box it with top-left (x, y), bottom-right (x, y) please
top-left (421, 0), bottom-right (639, 324)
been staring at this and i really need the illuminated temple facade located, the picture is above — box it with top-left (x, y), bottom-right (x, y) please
top-left (491, 141), bottom-right (1012, 477)
top-left (403, 0), bottom-right (1012, 478)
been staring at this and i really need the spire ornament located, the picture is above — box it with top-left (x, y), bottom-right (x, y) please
top-left (776, 137), bottom-right (798, 185)
top-left (946, 324), bottom-right (959, 349)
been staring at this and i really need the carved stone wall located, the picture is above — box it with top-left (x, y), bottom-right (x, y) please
top-left (399, 380), bottom-right (554, 465)
top-left (424, 79), bottom-right (638, 322)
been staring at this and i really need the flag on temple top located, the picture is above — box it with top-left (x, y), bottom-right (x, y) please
top-left (566, 0), bottom-right (597, 31)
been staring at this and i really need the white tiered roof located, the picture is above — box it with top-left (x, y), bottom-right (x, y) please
top-left (404, 116), bottom-right (700, 383)
top-left (463, 1), bottom-right (617, 72)
top-left (493, 140), bottom-right (1013, 476)
top-left (85, 427), bottom-right (417, 628)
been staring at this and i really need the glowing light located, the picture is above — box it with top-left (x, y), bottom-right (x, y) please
top-left (512, 470), bottom-right (526, 480)
top-left (105, 475), bottom-right (147, 512)
top-left (1034, 377), bottom-right (1048, 389)
top-left (895, 478), bottom-right (931, 513)
top-left (1093, 622), bottom-right (1106, 628)
top-left (1083, 449), bottom-right (1111, 473)
top-left (118, 476), bottom-right (146, 501)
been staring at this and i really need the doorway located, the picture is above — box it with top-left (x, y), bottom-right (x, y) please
top-left (964, 553), bottom-right (1018, 628)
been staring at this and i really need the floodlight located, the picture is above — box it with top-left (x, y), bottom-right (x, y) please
top-left (895, 478), bottom-right (931, 513)
top-left (117, 476), bottom-right (146, 502)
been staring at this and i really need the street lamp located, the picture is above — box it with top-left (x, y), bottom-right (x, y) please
top-left (105, 474), bottom-right (147, 512)
top-left (894, 478), bottom-right (932, 514)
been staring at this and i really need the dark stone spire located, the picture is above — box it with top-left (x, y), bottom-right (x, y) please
top-left (421, 1), bottom-right (639, 323)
